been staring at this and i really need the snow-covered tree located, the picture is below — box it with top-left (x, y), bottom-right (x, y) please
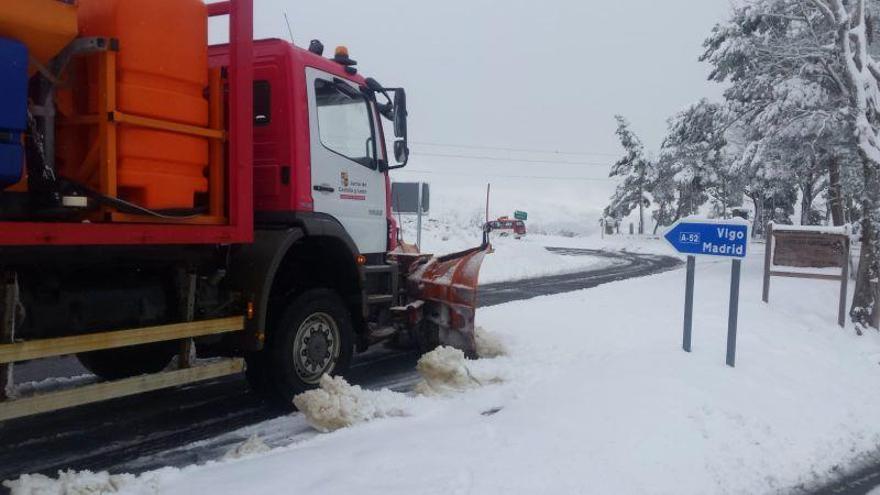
top-left (812, 0), bottom-right (880, 329)
top-left (606, 116), bottom-right (652, 234)
top-left (648, 157), bottom-right (679, 234)
top-left (702, 0), bottom-right (880, 329)
top-left (659, 100), bottom-right (732, 219)
top-left (701, 0), bottom-right (852, 225)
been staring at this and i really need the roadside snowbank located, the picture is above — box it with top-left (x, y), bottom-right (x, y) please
top-left (4, 470), bottom-right (161, 495)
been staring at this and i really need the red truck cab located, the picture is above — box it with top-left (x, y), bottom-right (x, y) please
top-left (209, 39), bottom-right (397, 255)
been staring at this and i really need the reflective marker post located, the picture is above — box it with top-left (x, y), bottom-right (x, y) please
top-left (682, 256), bottom-right (696, 352)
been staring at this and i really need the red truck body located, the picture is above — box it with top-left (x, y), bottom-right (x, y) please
top-left (0, 0), bottom-right (484, 419)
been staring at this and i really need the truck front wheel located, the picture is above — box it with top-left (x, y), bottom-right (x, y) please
top-left (255, 289), bottom-right (354, 406)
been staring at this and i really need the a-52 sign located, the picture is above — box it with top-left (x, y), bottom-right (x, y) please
top-left (664, 218), bottom-right (749, 258)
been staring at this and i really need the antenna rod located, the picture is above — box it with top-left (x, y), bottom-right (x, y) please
top-left (485, 183), bottom-right (491, 224)
top-left (283, 12), bottom-right (294, 43)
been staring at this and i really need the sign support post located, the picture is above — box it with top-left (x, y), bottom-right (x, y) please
top-left (664, 218), bottom-right (750, 367)
top-left (416, 184), bottom-right (423, 249)
top-left (682, 256), bottom-right (696, 352)
top-left (839, 245), bottom-right (850, 328)
top-left (762, 223), bottom-right (773, 303)
top-left (726, 259), bottom-right (741, 367)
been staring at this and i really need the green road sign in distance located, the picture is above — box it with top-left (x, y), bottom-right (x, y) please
top-left (514, 211), bottom-right (528, 221)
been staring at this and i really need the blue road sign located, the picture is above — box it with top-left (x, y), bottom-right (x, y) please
top-left (663, 219), bottom-right (749, 258)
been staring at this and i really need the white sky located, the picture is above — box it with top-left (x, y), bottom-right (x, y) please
top-left (244, 0), bottom-right (733, 224)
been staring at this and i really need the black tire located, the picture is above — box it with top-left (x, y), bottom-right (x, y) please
top-left (252, 289), bottom-right (354, 406)
top-left (77, 342), bottom-right (177, 380)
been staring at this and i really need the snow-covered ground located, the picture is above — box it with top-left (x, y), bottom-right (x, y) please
top-left (10, 236), bottom-right (880, 495)
top-left (398, 213), bottom-right (619, 284)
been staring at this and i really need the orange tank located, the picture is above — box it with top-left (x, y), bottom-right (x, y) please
top-left (58, 0), bottom-right (210, 211)
top-left (0, 0), bottom-right (78, 76)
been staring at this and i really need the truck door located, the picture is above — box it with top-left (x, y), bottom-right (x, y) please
top-left (306, 67), bottom-right (387, 254)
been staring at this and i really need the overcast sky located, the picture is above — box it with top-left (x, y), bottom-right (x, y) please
top-left (242, 0), bottom-right (734, 227)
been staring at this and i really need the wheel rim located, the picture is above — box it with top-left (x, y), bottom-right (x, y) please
top-left (292, 312), bottom-right (340, 384)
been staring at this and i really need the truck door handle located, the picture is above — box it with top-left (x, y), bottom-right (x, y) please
top-left (313, 185), bottom-right (335, 193)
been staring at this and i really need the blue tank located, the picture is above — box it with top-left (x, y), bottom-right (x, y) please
top-left (0, 37), bottom-right (28, 188)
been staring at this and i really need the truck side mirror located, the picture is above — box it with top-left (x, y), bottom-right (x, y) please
top-left (393, 88), bottom-right (407, 139)
top-left (389, 88), bottom-right (409, 168)
top-left (394, 140), bottom-right (409, 165)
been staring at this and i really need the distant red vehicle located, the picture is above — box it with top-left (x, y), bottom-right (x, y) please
top-left (486, 216), bottom-right (527, 238)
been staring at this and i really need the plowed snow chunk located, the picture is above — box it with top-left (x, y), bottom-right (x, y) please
top-left (223, 434), bottom-right (271, 460)
top-left (415, 346), bottom-right (503, 396)
top-left (474, 327), bottom-right (507, 358)
top-left (293, 375), bottom-right (410, 433)
top-left (3, 470), bottom-right (159, 495)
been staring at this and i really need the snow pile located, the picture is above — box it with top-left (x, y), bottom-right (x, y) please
top-left (3, 470), bottom-right (160, 495)
top-left (413, 346), bottom-right (503, 396)
top-left (292, 375), bottom-right (411, 433)
top-left (222, 434), bottom-right (270, 461)
top-left (13, 374), bottom-right (98, 399)
top-left (474, 327), bottom-right (508, 358)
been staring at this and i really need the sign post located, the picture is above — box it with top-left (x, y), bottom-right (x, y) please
top-left (682, 256), bottom-right (695, 352)
top-left (416, 185), bottom-right (423, 249)
top-left (391, 182), bottom-right (430, 248)
top-left (664, 218), bottom-right (750, 367)
top-left (514, 210), bottom-right (528, 221)
top-left (727, 259), bottom-right (741, 367)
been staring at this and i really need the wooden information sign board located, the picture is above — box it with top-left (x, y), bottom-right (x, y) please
top-left (762, 223), bottom-right (851, 327)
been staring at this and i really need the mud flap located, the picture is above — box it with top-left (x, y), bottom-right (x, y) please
top-left (402, 244), bottom-right (489, 356)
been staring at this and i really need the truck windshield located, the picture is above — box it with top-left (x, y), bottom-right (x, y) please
top-left (314, 79), bottom-right (375, 169)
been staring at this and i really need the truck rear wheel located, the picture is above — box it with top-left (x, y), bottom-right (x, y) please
top-left (77, 342), bottom-right (177, 380)
top-left (252, 289), bottom-right (354, 406)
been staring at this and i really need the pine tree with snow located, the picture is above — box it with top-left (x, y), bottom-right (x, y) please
top-left (606, 116), bottom-right (652, 234)
top-left (701, 0), bottom-right (853, 226)
top-left (703, 0), bottom-right (880, 329)
top-left (659, 100), bottom-right (729, 219)
top-left (648, 156), bottom-right (679, 234)
top-left (813, 0), bottom-right (880, 330)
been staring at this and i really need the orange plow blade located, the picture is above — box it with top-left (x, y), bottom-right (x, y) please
top-left (402, 244), bottom-right (490, 357)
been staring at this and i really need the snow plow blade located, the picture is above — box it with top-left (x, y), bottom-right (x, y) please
top-left (400, 243), bottom-right (490, 357)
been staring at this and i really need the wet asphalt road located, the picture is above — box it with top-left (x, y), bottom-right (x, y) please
top-left (804, 458), bottom-right (880, 495)
top-left (0, 248), bottom-right (681, 483)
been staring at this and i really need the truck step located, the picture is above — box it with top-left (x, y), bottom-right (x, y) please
top-left (366, 294), bottom-right (395, 305)
top-left (0, 358), bottom-right (245, 422)
top-left (363, 264), bottom-right (395, 275)
top-left (367, 325), bottom-right (398, 342)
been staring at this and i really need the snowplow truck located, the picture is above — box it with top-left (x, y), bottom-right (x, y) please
top-left (0, 0), bottom-right (488, 421)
